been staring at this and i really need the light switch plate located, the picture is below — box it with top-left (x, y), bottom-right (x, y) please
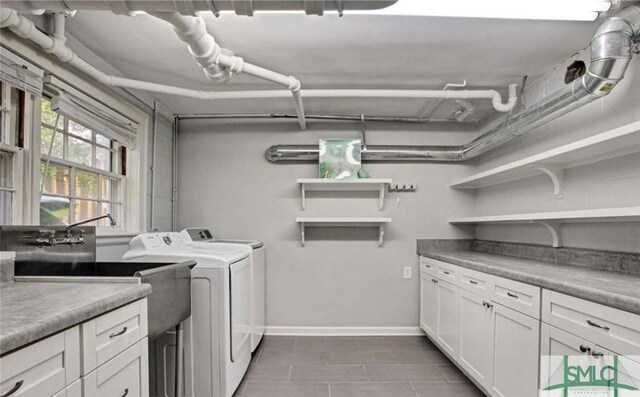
top-left (403, 266), bottom-right (412, 279)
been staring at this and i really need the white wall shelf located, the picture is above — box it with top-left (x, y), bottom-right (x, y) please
top-left (297, 178), bottom-right (392, 210)
top-left (449, 206), bottom-right (640, 248)
top-left (449, 121), bottom-right (640, 199)
top-left (296, 217), bottom-right (392, 247)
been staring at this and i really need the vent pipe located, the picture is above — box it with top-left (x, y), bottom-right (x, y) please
top-left (266, 5), bottom-right (640, 162)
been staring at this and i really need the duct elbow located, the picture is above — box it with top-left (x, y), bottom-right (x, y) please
top-left (266, 145), bottom-right (282, 162)
top-left (0, 8), bottom-right (19, 28)
top-left (491, 84), bottom-right (518, 112)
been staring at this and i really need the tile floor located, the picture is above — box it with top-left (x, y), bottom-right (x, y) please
top-left (233, 336), bottom-right (486, 397)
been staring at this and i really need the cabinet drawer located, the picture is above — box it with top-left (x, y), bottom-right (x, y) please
top-left (52, 380), bottom-right (81, 397)
top-left (459, 267), bottom-right (492, 297)
top-left (0, 326), bottom-right (80, 397)
top-left (82, 338), bottom-right (149, 397)
top-left (81, 299), bottom-right (148, 375)
top-left (490, 275), bottom-right (541, 319)
top-left (436, 261), bottom-right (459, 286)
top-left (419, 256), bottom-right (438, 277)
top-left (542, 290), bottom-right (640, 356)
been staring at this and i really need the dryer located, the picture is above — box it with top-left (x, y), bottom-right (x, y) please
top-left (181, 228), bottom-right (266, 352)
top-left (123, 232), bottom-right (251, 397)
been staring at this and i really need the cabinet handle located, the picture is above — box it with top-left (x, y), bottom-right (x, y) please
top-left (469, 280), bottom-right (478, 285)
top-left (432, 278), bottom-right (438, 284)
top-left (506, 292), bottom-right (519, 299)
top-left (586, 320), bottom-right (610, 331)
top-left (591, 351), bottom-right (604, 358)
top-left (482, 301), bottom-right (493, 309)
top-left (109, 326), bottom-right (128, 338)
top-left (121, 388), bottom-right (129, 397)
top-left (443, 271), bottom-right (451, 275)
top-left (579, 344), bottom-right (591, 353)
top-left (0, 381), bottom-right (23, 397)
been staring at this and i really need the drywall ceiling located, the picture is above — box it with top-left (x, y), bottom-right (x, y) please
top-left (64, 11), bottom-right (600, 119)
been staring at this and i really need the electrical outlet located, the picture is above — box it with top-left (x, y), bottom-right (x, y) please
top-left (403, 266), bottom-right (412, 279)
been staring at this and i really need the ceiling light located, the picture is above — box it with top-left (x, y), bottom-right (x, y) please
top-left (352, 0), bottom-right (612, 21)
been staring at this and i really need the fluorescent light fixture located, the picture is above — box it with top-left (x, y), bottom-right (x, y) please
top-left (354, 0), bottom-right (612, 21)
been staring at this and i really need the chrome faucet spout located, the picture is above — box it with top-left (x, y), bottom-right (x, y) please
top-left (66, 213), bottom-right (116, 231)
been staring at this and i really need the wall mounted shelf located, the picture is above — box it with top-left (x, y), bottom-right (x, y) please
top-left (449, 121), bottom-right (640, 199)
top-left (449, 206), bottom-right (640, 248)
top-left (297, 178), bottom-right (392, 210)
top-left (296, 217), bottom-right (392, 247)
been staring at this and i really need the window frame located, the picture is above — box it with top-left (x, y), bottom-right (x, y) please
top-left (0, 143), bottom-right (24, 225)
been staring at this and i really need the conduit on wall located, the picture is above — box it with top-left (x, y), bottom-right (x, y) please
top-left (266, 6), bottom-right (640, 162)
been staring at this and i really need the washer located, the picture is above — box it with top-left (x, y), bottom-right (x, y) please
top-left (181, 228), bottom-right (266, 352)
top-left (123, 232), bottom-right (251, 397)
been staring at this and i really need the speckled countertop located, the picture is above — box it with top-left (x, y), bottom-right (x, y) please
top-left (0, 281), bottom-right (151, 355)
top-left (419, 249), bottom-right (640, 315)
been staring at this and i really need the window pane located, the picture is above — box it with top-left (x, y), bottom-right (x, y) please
top-left (68, 136), bottom-right (92, 166)
top-left (95, 146), bottom-right (112, 172)
top-left (40, 127), bottom-right (64, 159)
top-left (68, 119), bottom-right (92, 140)
top-left (74, 199), bottom-right (99, 224)
top-left (96, 133), bottom-right (110, 147)
top-left (41, 99), bottom-right (64, 128)
top-left (99, 202), bottom-right (120, 227)
top-left (40, 195), bottom-right (70, 225)
top-left (75, 170), bottom-right (99, 199)
top-left (0, 191), bottom-right (12, 225)
top-left (40, 163), bottom-right (70, 196)
top-left (100, 176), bottom-right (120, 201)
top-left (0, 151), bottom-right (13, 188)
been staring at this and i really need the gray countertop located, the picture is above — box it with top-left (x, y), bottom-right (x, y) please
top-left (0, 281), bottom-right (151, 355)
top-left (419, 249), bottom-right (640, 315)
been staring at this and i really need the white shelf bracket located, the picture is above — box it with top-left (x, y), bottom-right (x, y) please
top-left (301, 184), bottom-right (306, 210)
top-left (300, 222), bottom-right (305, 246)
top-left (530, 164), bottom-right (565, 199)
top-left (379, 185), bottom-right (385, 210)
top-left (378, 224), bottom-right (385, 247)
top-left (532, 220), bottom-right (563, 248)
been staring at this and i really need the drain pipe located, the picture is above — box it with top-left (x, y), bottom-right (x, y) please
top-left (0, 8), bottom-right (307, 129)
top-left (266, 6), bottom-right (640, 162)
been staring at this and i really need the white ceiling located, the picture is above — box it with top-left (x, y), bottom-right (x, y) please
top-left (64, 11), bottom-right (600, 120)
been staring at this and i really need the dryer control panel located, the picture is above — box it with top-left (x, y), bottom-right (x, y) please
top-left (184, 228), bottom-right (215, 241)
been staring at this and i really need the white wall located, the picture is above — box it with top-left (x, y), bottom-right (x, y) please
top-left (177, 122), bottom-right (475, 330)
top-left (473, 48), bottom-right (640, 252)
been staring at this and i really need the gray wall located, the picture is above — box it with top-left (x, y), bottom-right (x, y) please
top-left (177, 122), bottom-right (475, 329)
top-left (473, 49), bottom-right (640, 253)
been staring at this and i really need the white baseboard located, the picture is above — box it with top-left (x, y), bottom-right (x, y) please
top-left (265, 326), bottom-right (424, 336)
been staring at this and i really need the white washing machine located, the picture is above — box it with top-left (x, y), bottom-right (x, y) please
top-left (123, 232), bottom-right (251, 397)
top-left (181, 228), bottom-right (265, 352)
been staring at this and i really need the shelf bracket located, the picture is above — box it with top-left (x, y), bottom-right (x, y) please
top-left (378, 224), bottom-right (385, 247)
top-left (379, 185), bottom-right (385, 210)
top-left (530, 164), bottom-right (565, 199)
top-left (300, 184), bottom-right (306, 210)
top-left (532, 220), bottom-right (563, 248)
top-left (300, 222), bottom-right (305, 246)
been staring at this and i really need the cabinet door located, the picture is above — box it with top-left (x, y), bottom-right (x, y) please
top-left (420, 272), bottom-right (438, 337)
top-left (436, 279), bottom-right (459, 359)
top-left (491, 303), bottom-right (539, 397)
top-left (458, 289), bottom-right (493, 390)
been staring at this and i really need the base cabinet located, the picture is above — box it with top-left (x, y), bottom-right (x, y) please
top-left (436, 279), bottom-right (459, 359)
top-left (490, 303), bottom-right (540, 397)
top-left (458, 289), bottom-right (494, 391)
top-left (419, 273), bottom-right (438, 338)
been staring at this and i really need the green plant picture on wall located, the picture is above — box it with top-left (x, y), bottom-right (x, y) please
top-left (319, 139), bottom-right (367, 179)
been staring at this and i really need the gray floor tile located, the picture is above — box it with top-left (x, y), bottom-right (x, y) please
top-left (394, 349), bottom-right (450, 365)
top-left (412, 381), bottom-right (486, 396)
top-left (239, 382), bottom-right (330, 397)
top-left (259, 336), bottom-right (297, 352)
top-left (258, 351), bottom-right (329, 365)
top-left (330, 382), bottom-right (418, 397)
top-left (366, 364), bottom-right (448, 382)
top-left (438, 364), bottom-right (471, 382)
top-left (243, 365), bottom-right (292, 382)
top-left (290, 365), bottom-right (368, 382)
top-left (326, 350), bottom-right (398, 365)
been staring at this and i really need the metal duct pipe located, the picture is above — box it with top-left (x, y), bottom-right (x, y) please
top-left (266, 5), bottom-right (640, 163)
top-left (176, 113), bottom-right (461, 123)
top-left (0, 0), bottom-right (397, 16)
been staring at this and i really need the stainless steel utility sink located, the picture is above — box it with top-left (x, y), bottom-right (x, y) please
top-left (15, 260), bottom-right (195, 339)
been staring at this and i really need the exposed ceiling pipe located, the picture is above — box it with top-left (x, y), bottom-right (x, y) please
top-left (266, 5), bottom-right (640, 162)
top-left (0, 0), bottom-right (397, 16)
top-left (175, 113), bottom-right (461, 123)
top-left (148, 11), bottom-right (306, 129)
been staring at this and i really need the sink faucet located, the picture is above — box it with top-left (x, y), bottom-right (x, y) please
top-left (34, 213), bottom-right (116, 247)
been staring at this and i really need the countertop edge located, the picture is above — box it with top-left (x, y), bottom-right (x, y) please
top-left (0, 283), bottom-right (151, 355)
top-left (420, 251), bottom-right (640, 316)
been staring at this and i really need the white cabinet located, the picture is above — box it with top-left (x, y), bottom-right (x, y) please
top-left (52, 381), bottom-right (82, 397)
top-left (0, 326), bottom-right (79, 397)
top-left (458, 289), bottom-right (493, 390)
top-left (490, 303), bottom-right (540, 397)
top-left (419, 272), bottom-right (438, 338)
top-left (436, 279), bottom-right (459, 359)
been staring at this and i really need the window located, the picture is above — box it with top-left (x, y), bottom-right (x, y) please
top-left (40, 97), bottom-right (125, 227)
top-left (0, 82), bottom-right (25, 225)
